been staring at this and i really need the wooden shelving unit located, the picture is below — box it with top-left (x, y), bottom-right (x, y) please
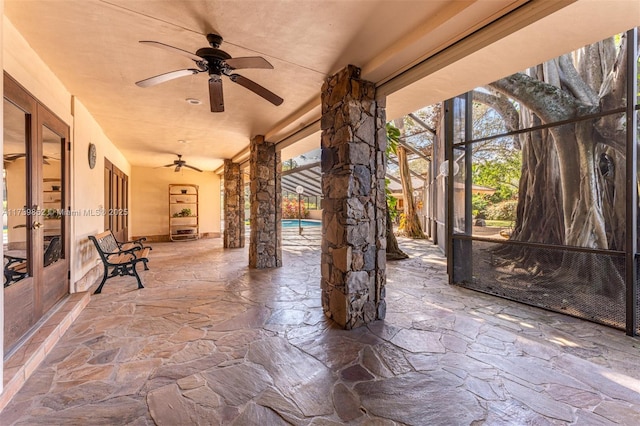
top-left (169, 184), bottom-right (199, 241)
top-left (43, 178), bottom-right (62, 239)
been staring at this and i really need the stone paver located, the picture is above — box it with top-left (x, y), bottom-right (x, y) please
top-left (2, 232), bottom-right (640, 425)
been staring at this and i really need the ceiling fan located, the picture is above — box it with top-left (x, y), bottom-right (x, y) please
top-left (135, 33), bottom-right (284, 112)
top-left (4, 153), bottom-right (52, 165)
top-left (162, 154), bottom-right (202, 173)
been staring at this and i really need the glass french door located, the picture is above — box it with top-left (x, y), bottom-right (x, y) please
top-left (3, 73), bottom-right (70, 355)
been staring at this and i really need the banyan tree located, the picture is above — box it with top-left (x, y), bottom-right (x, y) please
top-left (448, 30), bottom-right (639, 332)
top-left (476, 32), bottom-right (635, 295)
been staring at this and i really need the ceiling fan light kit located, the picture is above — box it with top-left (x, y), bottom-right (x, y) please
top-left (136, 33), bottom-right (283, 112)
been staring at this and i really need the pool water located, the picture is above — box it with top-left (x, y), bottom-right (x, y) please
top-left (281, 219), bottom-right (321, 228)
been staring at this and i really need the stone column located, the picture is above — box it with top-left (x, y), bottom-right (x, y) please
top-left (249, 135), bottom-right (282, 268)
top-left (223, 159), bottom-right (245, 248)
top-left (320, 65), bottom-right (387, 329)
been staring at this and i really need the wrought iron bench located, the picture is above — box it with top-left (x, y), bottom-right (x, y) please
top-left (4, 236), bottom-right (62, 286)
top-left (88, 230), bottom-right (151, 294)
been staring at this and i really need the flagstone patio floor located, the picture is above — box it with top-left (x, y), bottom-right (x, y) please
top-left (2, 229), bottom-right (640, 425)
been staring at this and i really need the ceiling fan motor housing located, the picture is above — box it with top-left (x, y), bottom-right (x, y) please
top-left (195, 47), bottom-right (232, 75)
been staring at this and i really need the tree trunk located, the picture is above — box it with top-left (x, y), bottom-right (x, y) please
top-left (393, 116), bottom-right (426, 240)
top-left (386, 207), bottom-right (408, 260)
top-left (486, 33), bottom-right (630, 297)
top-left (397, 146), bottom-right (425, 238)
top-left (493, 124), bottom-right (565, 271)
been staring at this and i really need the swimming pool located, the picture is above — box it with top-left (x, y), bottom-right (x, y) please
top-left (281, 219), bottom-right (321, 228)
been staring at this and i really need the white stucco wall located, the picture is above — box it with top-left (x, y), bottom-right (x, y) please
top-left (71, 99), bottom-right (130, 288)
top-left (3, 17), bottom-right (131, 291)
top-left (1, 0), bottom-right (5, 393)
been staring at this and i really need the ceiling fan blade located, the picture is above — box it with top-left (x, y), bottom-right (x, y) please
top-left (162, 163), bottom-right (175, 168)
top-left (209, 76), bottom-right (224, 112)
top-left (136, 69), bottom-right (200, 88)
top-left (3, 153), bottom-right (25, 161)
top-left (225, 56), bottom-right (273, 70)
top-left (183, 164), bottom-right (203, 172)
top-left (139, 41), bottom-right (203, 62)
top-left (229, 74), bottom-right (283, 106)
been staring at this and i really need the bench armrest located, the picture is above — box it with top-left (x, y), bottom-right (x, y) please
top-left (4, 254), bottom-right (26, 263)
top-left (103, 245), bottom-right (139, 259)
top-left (117, 240), bottom-right (140, 248)
top-left (120, 246), bottom-right (142, 255)
top-left (4, 255), bottom-right (27, 271)
top-left (117, 237), bottom-right (151, 252)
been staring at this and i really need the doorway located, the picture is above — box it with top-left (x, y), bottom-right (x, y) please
top-left (3, 73), bottom-right (70, 355)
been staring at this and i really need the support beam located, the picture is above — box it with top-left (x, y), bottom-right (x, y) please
top-left (281, 161), bottom-right (321, 176)
top-left (282, 178), bottom-right (319, 196)
top-left (385, 173), bottom-right (403, 186)
top-left (408, 113), bottom-right (436, 134)
top-left (397, 137), bottom-right (432, 163)
top-left (297, 169), bottom-right (322, 180)
top-left (387, 157), bottom-right (427, 182)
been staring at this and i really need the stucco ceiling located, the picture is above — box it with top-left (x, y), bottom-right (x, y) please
top-left (4, 0), bottom-right (530, 171)
top-left (5, 1), bottom-right (639, 173)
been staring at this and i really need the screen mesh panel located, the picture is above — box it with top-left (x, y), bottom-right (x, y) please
top-left (636, 255), bottom-right (640, 334)
top-left (453, 238), bottom-right (626, 329)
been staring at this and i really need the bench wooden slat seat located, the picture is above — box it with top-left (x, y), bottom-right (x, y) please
top-left (88, 230), bottom-right (152, 294)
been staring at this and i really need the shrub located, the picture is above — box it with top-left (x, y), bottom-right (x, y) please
top-left (472, 194), bottom-right (489, 219)
top-left (485, 200), bottom-right (518, 221)
top-left (282, 196), bottom-right (308, 219)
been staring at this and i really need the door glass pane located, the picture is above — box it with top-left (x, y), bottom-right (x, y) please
top-left (42, 125), bottom-right (63, 266)
top-left (104, 166), bottom-right (111, 230)
top-left (3, 99), bottom-right (30, 286)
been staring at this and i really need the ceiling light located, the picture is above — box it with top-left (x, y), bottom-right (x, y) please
top-left (185, 98), bottom-right (202, 105)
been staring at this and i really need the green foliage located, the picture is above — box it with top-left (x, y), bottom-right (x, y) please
top-left (173, 208), bottom-right (192, 217)
top-left (472, 150), bottom-right (521, 203)
top-left (43, 208), bottom-right (61, 219)
top-left (386, 178), bottom-right (399, 221)
top-left (472, 195), bottom-right (489, 219)
top-left (468, 99), bottom-right (522, 220)
top-left (385, 123), bottom-right (401, 221)
top-left (485, 200), bottom-right (518, 221)
top-left (386, 123), bottom-right (400, 156)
